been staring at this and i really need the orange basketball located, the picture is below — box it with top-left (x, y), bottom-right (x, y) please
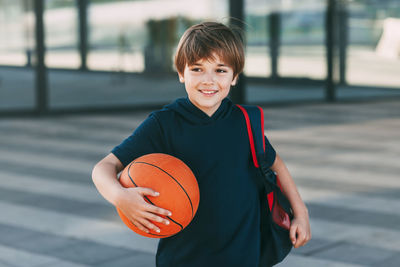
top-left (116, 153), bottom-right (200, 238)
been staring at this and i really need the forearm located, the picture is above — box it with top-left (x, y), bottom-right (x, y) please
top-left (270, 154), bottom-right (308, 217)
top-left (92, 160), bottom-right (124, 207)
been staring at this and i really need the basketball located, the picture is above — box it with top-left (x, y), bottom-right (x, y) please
top-left (116, 153), bottom-right (200, 238)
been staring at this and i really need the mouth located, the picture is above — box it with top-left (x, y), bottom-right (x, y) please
top-left (198, 89), bottom-right (218, 96)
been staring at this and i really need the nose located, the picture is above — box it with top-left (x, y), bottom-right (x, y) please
top-left (201, 72), bottom-right (215, 85)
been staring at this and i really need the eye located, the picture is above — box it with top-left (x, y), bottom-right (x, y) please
top-left (216, 69), bottom-right (227, 73)
top-left (190, 68), bottom-right (201, 72)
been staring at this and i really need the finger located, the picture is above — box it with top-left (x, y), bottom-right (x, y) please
top-left (131, 220), bottom-right (150, 234)
top-left (145, 203), bottom-right (172, 217)
top-left (304, 232), bottom-right (312, 244)
top-left (138, 218), bottom-right (161, 233)
top-left (136, 187), bottom-right (160, 197)
top-left (294, 227), bottom-right (308, 248)
top-left (289, 224), bottom-right (297, 245)
top-left (145, 212), bottom-right (170, 225)
top-left (295, 233), bottom-right (307, 248)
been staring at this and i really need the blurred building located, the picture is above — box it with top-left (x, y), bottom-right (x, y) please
top-left (0, 0), bottom-right (399, 115)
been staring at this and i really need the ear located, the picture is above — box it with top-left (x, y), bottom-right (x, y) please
top-left (231, 75), bottom-right (238, 86)
top-left (178, 73), bottom-right (184, 83)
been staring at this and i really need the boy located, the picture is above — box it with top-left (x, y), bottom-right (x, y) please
top-left (92, 22), bottom-right (311, 266)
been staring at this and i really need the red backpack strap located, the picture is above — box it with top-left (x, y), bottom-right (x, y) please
top-left (236, 104), bottom-right (259, 168)
top-left (237, 104), bottom-right (275, 211)
top-left (258, 106), bottom-right (266, 153)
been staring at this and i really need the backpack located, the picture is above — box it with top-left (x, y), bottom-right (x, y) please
top-left (237, 104), bottom-right (293, 266)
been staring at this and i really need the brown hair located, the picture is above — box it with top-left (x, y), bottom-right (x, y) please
top-left (174, 22), bottom-right (245, 78)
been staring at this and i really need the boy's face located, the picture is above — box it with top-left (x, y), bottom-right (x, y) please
top-left (179, 54), bottom-right (237, 117)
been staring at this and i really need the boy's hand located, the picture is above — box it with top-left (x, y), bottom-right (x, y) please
top-left (116, 187), bottom-right (172, 234)
top-left (289, 213), bottom-right (311, 248)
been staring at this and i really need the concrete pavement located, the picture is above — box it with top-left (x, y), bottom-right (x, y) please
top-left (0, 98), bottom-right (399, 266)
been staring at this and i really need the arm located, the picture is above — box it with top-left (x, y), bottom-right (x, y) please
top-left (92, 153), bottom-right (171, 233)
top-left (270, 153), bottom-right (311, 248)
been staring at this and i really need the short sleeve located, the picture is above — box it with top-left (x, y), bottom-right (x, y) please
top-left (264, 135), bottom-right (276, 167)
top-left (111, 113), bottom-right (164, 167)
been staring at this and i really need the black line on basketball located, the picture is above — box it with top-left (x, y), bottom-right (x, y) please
top-left (132, 161), bottom-right (195, 219)
top-left (145, 232), bottom-right (172, 237)
top-left (128, 161), bottom-right (186, 230)
top-left (127, 163), bottom-right (138, 187)
top-left (143, 195), bottom-right (184, 231)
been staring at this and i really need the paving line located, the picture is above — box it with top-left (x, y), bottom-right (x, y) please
top-left (268, 120), bottom-right (400, 147)
top-left (60, 112), bottom-right (147, 121)
top-left (0, 134), bottom-right (112, 155)
top-left (59, 115), bottom-right (145, 131)
top-left (2, 170), bottom-right (399, 219)
top-left (275, 143), bottom-right (400, 162)
top-left (278, 148), bottom-right (400, 172)
top-left (0, 222), bottom-right (154, 267)
top-left (1, 153), bottom-right (398, 198)
top-left (281, 155), bottom-right (400, 179)
top-left (299, 187), bottom-right (400, 216)
top-left (308, 201), bottom-right (400, 231)
top-left (287, 163), bottom-right (400, 187)
top-left (0, 244), bottom-right (89, 267)
top-left (2, 173), bottom-right (400, 237)
top-left (0, 117), bottom-right (131, 134)
top-left (269, 130), bottom-right (396, 148)
top-left (0, 161), bottom-right (90, 185)
top-left (1, 140), bottom-right (399, 188)
top-left (329, 151), bottom-right (400, 169)
top-left (276, 254), bottom-right (367, 267)
top-left (0, 150), bottom-right (95, 174)
top-left (0, 171), bottom-right (103, 204)
top-left (310, 218), bottom-right (400, 252)
top-left (1, 199), bottom-right (400, 257)
top-left (0, 120), bottom-right (131, 143)
top-left (0, 133), bottom-right (120, 151)
top-left (0, 202), bottom-right (159, 254)
top-left (0, 141), bottom-right (106, 163)
top-left (295, 177), bottom-right (400, 200)
top-left (1, 151), bottom-right (398, 193)
top-left (0, 142), bottom-right (105, 164)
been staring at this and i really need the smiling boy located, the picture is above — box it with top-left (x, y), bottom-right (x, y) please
top-left (178, 53), bottom-right (236, 116)
top-left (92, 22), bottom-right (310, 266)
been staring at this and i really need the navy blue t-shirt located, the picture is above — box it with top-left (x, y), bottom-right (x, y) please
top-left (112, 97), bottom-right (276, 267)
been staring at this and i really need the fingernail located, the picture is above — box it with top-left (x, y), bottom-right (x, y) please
top-left (168, 212), bottom-right (172, 216)
top-left (165, 221), bottom-right (170, 225)
top-left (156, 229), bottom-right (160, 233)
top-left (154, 192), bottom-right (160, 196)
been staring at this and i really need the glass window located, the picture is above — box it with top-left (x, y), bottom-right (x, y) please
top-left (49, 0), bottom-right (230, 110)
top-left (44, 0), bottom-right (80, 69)
top-left (245, 0), bottom-right (325, 104)
top-left (0, 0), bottom-right (34, 66)
top-left (245, 1), bottom-right (270, 77)
top-left (245, 0), bottom-right (326, 80)
top-left (87, 0), bottom-right (229, 73)
top-left (0, 0), bottom-right (35, 111)
top-left (347, 0), bottom-right (400, 88)
top-left (279, 1), bottom-right (326, 79)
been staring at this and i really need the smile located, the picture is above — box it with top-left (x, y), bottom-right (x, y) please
top-left (199, 90), bottom-right (218, 96)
